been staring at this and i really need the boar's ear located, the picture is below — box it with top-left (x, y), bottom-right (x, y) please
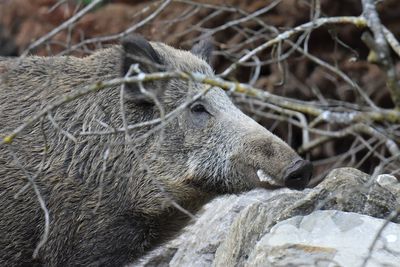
top-left (121, 34), bottom-right (163, 105)
top-left (191, 38), bottom-right (214, 65)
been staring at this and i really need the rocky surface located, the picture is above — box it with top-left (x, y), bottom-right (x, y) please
top-left (247, 210), bottom-right (400, 267)
top-left (133, 168), bottom-right (400, 266)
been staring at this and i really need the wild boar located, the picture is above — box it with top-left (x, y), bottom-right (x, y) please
top-left (0, 35), bottom-right (312, 266)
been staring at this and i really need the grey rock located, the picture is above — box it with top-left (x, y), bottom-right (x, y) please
top-left (376, 174), bottom-right (399, 186)
top-left (246, 210), bottom-right (400, 267)
top-left (134, 168), bottom-right (400, 266)
top-left (137, 189), bottom-right (290, 267)
top-left (375, 174), bottom-right (400, 202)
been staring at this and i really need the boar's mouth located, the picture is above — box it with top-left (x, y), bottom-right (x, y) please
top-left (256, 159), bottom-right (313, 190)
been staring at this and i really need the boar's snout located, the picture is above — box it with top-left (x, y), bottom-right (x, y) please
top-left (283, 159), bottom-right (313, 190)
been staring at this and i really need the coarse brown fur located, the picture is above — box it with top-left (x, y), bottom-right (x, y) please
top-left (0, 36), bottom-right (311, 266)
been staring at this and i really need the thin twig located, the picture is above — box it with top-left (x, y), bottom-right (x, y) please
top-left (219, 16), bottom-right (368, 77)
top-left (3, 71), bottom-right (400, 145)
top-left (21, 0), bottom-right (104, 56)
top-left (362, 0), bottom-right (400, 109)
top-left (60, 0), bottom-right (172, 55)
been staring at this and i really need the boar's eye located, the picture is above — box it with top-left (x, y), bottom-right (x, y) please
top-left (190, 103), bottom-right (209, 114)
top-left (189, 102), bottom-right (211, 127)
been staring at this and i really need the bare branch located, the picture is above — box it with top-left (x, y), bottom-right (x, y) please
top-left (361, 0), bottom-right (400, 109)
top-left (219, 16), bottom-right (368, 77)
top-left (3, 71), bottom-right (400, 146)
top-left (21, 0), bottom-right (104, 56)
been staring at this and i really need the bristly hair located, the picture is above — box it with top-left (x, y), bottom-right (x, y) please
top-left (190, 37), bottom-right (214, 65)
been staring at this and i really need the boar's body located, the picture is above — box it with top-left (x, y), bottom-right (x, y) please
top-left (0, 37), bottom-right (311, 266)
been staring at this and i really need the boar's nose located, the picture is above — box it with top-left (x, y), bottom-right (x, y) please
top-left (283, 159), bottom-right (313, 190)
